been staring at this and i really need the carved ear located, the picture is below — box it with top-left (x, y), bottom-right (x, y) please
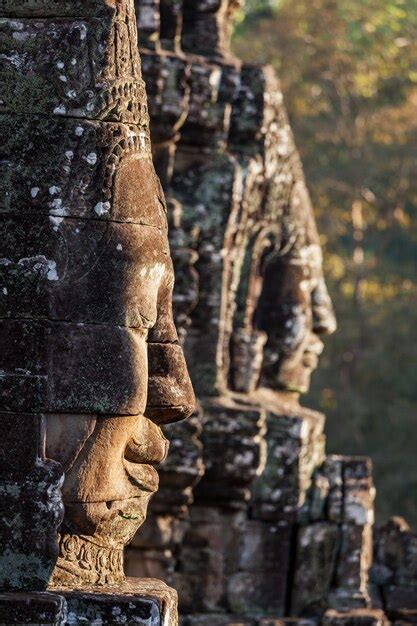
top-left (145, 342), bottom-right (196, 425)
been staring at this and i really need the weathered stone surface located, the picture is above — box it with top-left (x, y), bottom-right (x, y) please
top-left (125, 546), bottom-right (176, 581)
top-left (372, 517), bottom-right (417, 588)
top-left (141, 50), bottom-right (190, 144)
top-left (193, 398), bottom-right (266, 507)
top-left (1, 0), bottom-right (193, 602)
top-left (0, 216), bottom-right (170, 326)
top-left (250, 391), bottom-right (326, 522)
top-left (0, 412), bottom-right (44, 479)
top-left (291, 522), bottom-right (340, 616)
top-left (0, 1), bottom-right (123, 18)
top-left (182, 616), bottom-right (256, 626)
top-left (0, 592), bottom-right (67, 626)
top-left (0, 459), bottom-right (64, 591)
top-left (135, 0), bottom-right (160, 47)
top-left (174, 506), bottom-right (245, 613)
top-left (181, 0), bottom-right (238, 58)
top-left (323, 610), bottom-right (390, 626)
top-left (258, 621), bottom-right (316, 626)
top-left (59, 578), bottom-right (178, 625)
top-left (0, 8), bottom-right (146, 124)
top-left (227, 571), bottom-right (288, 617)
top-left (329, 525), bottom-right (372, 609)
top-left (0, 117), bottom-right (159, 223)
top-left (384, 585), bottom-right (417, 612)
top-left (227, 520), bottom-right (291, 616)
top-left (0, 319), bottom-right (148, 414)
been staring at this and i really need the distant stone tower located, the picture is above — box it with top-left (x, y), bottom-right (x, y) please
top-left (125, 2), bottom-right (404, 625)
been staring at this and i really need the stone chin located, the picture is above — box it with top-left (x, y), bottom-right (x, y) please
top-left (263, 334), bottom-right (324, 396)
top-left (45, 412), bottom-right (169, 587)
top-left (50, 495), bottom-right (154, 588)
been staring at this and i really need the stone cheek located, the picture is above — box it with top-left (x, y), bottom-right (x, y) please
top-left (0, 320), bottom-right (148, 415)
top-left (0, 217), bottom-right (169, 326)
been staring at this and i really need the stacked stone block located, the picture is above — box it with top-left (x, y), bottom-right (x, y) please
top-left (125, 3), bottom-right (415, 625)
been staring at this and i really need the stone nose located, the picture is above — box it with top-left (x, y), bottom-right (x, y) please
top-left (311, 277), bottom-right (337, 336)
top-left (124, 416), bottom-right (169, 465)
top-left (144, 341), bottom-right (196, 425)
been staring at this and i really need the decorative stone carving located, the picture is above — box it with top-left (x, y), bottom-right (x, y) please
top-left (0, 0), bottom-right (193, 622)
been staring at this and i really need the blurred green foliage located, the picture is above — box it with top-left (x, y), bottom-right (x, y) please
top-left (234, 0), bottom-right (417, 526)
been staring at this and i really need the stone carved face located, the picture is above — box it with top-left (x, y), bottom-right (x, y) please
top-left (44, 153), bottom-right (195, 586)
top-left (255, 185), bottom-right (337, 395)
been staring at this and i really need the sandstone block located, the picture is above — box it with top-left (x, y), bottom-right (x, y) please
top-left (0, 592), bottom-right (67, 626)
top-left (0, 216), bottom-right (169, 327)
top-left (0, 319), bottom-right (148, 414)
top-left (0, 116), bottom-right (161, 224)
top-left (323, 609), bottom-right (390, 626)
top-left (291, 522), bottom-right (339, 615)
top-left (0, 412), bottom-right (44, 479)
top-left (0, 461), bottom-right (63, 591)
top-left (0, 9), bottom-right (146, 124)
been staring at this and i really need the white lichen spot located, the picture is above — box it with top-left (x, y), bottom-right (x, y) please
top-left (4, 52), bottom-right (22, 69)
top-left (116, 244), bottom-right (123, 251)
top-left (50, 206), bottom-right (67, 217)
top-left (12, 31), bottom-right (29, 42)
top-left (49, 185), bottom-right (60, 196)
top-left (53, 104), bottom-right (67, 115)
top-left (10, 21), bottom-right (24, 30)
top-left (75, 126), bottom-right (84, 136)
top-left (2, 287), bottom-right (7, 295)
top-left (67, 90), bottom-right (77, 99)
top-left (94, 201), bottom-right (111, 216)
top-left (49, 215), bottom-right (64, 231)
top-left (31, 187), bottom-right (40, 198)
top-left (46, 260), bottom-right (59, 281)
top-left (71, 58), bottom-right (77, 66)
top-left (51, 198), bottom-right (63, 210)
top-left (56, 61), bottom-right (65, 69)
top-left (59, 74), bottom-right (67, 83)
top-left (78, 24), bottom-right (87, 40)
top-left (84, 152), bottom-right (97, 165)
top-left (65, 150), bottom-right (74, 160)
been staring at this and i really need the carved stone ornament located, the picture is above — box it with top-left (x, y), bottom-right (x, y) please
top-left (0, 0), bottom-right (195, 597)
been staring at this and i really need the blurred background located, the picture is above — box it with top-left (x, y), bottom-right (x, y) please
top-left (233, 0), bottom-right (417, 526)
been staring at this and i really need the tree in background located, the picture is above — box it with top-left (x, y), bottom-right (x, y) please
top-left (234, 0), bottom-right (417, 525)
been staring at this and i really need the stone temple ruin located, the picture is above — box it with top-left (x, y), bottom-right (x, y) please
top-left (0, 1), bottom-right (416, 625)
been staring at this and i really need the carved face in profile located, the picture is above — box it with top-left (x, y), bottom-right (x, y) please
top-left (255, 185), bottom-right (337, 395)
top-left (256, 254), bottom-right (336, 394)
top-left (44, 153), bottom-right (194, 585)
